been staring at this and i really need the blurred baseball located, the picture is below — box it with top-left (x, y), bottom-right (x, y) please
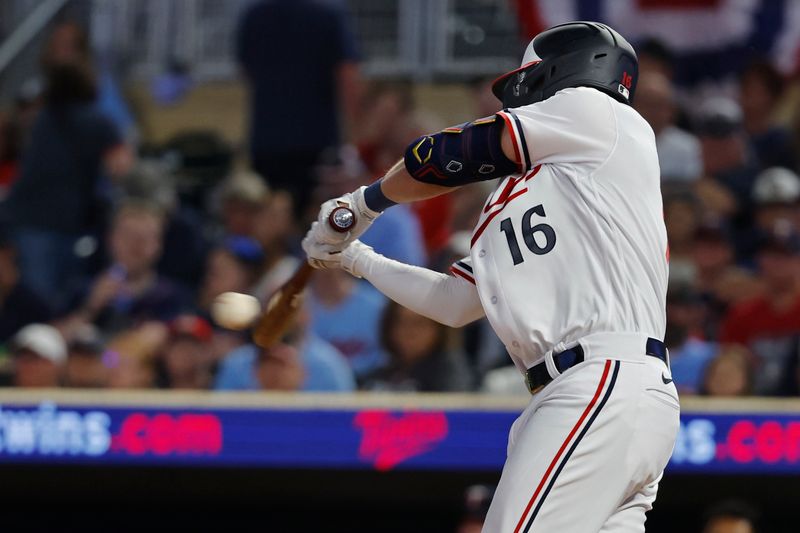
top-left (211, 292), bottom-right (261, 330)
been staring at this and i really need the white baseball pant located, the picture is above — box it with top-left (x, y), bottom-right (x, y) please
top-left (483, 356), bottom-right (680, 532)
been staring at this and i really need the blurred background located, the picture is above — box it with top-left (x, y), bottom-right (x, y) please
top-left (0, 0), bottom-right (799, 531)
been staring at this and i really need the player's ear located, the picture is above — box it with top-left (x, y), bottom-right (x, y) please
top-left (499, 121), bottom-right (519, 164)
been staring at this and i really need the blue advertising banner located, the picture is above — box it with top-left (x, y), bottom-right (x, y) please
top-left (0, 401), bottom-right (798, 474)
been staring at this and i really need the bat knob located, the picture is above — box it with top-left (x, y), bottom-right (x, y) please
top-left (328, 206), bottom-right (355, 233)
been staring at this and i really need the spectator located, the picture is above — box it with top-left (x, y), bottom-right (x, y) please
top-left (5, 61), bottom-right (132, 300)
top-left (11, 323), bottom-right (66, 388)
top-left (738, 167), bottom-right (800, 260)
top-left (719, 225), bottom-right (800, 395)
top-left (701, 345), bottom-right (753, 397)
top-left (635, 71), bottom-right (702, 182)
top-left (121, 161), bottom-right (209, 288)
top-left (636, 38), bottom-right (675, 81)
top-left (702, 500), bottom-right (759, 533)
top-left (217, 171), bottom-right (269, 238)
top-left (41, 20), bottom-right (137, 140)
top-left (214, 309), bottom-right (355, 392)
top-left (66, 201), bottom-right (187, 336)
top-left (0, 229), bottom-right (51, 343)
top-left (64, 324), bottom-right (108, 388)
top-left (663, 188), bottom-right (702, 267)
top-left (155, 315), bottom-right (213, 389)
top-left (362, 302), bottom-right (472, 392)
top-left (252, 190), bottom-right (300, 299)
top-left (664, 285), bottom-right (717, 394)
top-left (309, 268), bottom-right (387, 379)
top-left (457, 485), bottom-right (495, 533)
top-left (691, 219), bottom-right (761, 338)
top-left (199, 236), bottom-right (264, 317)
top-left (105, 322), bottom-right (165, 389)
top-left (695, 97), bottom-right (760, 232)
top-left (739, 60), bottom-right (794, 170)
top-left (237, 0), bottom-right (362, 215)
top-left (254, 338), bottom-right (306, 391)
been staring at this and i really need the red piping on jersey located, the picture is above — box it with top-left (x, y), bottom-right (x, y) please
top-left (450, 266), bottom-right (476, 285)
top-left (512, 360), bottom-right (613, 533)
top-left (471, 165), bottom-right (542, 247)
top-left (497, 111), bottom-right (523, 170)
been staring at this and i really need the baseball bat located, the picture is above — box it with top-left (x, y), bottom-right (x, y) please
top-left (252, 205), bottom-right (356, 348)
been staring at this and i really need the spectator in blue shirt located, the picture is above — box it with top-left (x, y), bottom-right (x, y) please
top-left (309, 268), bottom-right (387, 379)
top-left (214, 311), bottom-right (354, 392)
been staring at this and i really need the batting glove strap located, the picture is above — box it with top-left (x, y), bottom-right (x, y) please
top-left (302, 226), bottom-right (344, 270)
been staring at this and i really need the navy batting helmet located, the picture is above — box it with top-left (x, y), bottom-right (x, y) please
top-left (492, 21), bottom-right (638, 109)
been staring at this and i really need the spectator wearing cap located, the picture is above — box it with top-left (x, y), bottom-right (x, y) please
top-left (156, 315), bottom-right (213, 389)
top-left (458, 484), bottom-right (495, 533)
top-left (695, 97), bottom-right (760, 235)
top-left (198, 236), bottom-right (264, 316)
top-left (635, 71), bottom-right (702, 182)
top-left (665, 285), bottom-right (717, 395)
top-left (217, 170), bottom-right (270, 238)
top-left (64, 324), bottom-right (108, 388)
top-left (309, 268), bottom-right (387, 380)
top-left (11, 323), bottom-right (66, 387)
top-left (121, 161), bottom-right (209, 289)
top-left (702, 500), bottom-right (758, 533)
top-left (214, 307), bottom-right (355, 392)
top-left (65, 200), bottom-right (188, 337)
top-left (719, 224), bottom-right (800, 395)
top-left (738, 166), bottom-right (800, 260)
top-left (0, 229), bottom-right (51, 343)
top-left (739, 60), bottom-right (794, 170)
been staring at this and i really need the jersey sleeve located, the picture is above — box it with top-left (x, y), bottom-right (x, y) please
top-left (496, 87), bottom-right (617, 172)
top-left (450, 256), bottom-right (475, 285)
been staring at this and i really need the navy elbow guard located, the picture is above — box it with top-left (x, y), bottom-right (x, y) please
top-left (403, 115), bottom-right (520, 187)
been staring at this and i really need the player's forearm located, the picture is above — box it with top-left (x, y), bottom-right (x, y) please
top-left (346, 244), bottom-right (484, 328)
top-left (379, 159), bottom-right (454, 203)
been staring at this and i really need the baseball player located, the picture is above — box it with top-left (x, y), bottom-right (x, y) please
top-left (303, 21), bottom-right (679, 532)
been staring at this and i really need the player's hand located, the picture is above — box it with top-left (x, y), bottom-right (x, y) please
top-left (313, 186), bottom-right (380, 246)
top-left (302, 226), bottom-right (345, 270)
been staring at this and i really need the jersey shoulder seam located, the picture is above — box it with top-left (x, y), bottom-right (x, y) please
top-left (586, 93), bottom-right (619, 181)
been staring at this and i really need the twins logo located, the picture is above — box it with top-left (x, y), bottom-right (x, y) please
top-left (353, 410), bottom-right (449, 471)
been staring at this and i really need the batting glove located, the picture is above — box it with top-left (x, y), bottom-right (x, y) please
top-left (313, 186), bottom-right (381, 246)
top-left (302, 224), bottom-right (345, 270)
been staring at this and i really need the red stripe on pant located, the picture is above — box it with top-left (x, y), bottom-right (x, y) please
top-left (513, 359), bottom-right (613, 533)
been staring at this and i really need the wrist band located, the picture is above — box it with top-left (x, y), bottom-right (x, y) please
top-left (363, 181), bottom-right (397, 212)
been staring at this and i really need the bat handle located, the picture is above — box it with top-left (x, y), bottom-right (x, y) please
top-left (327, 206), bottom-right (356, 233)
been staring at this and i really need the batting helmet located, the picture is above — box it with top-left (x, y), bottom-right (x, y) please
top-left (492, 21), bottom-right (638, 109)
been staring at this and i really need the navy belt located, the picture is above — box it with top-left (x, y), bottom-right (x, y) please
top-left (525, 337), bottom-right (668, 394)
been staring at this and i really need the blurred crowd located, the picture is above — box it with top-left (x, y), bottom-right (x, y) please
top-left (0, 3), bottom-right (799, 398)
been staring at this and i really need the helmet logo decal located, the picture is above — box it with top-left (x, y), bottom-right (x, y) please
top-left (618, 84), bottom-right (630, 100)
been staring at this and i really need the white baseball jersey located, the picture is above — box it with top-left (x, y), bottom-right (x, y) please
top-left (450, 86), bottom-right (668, 372)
